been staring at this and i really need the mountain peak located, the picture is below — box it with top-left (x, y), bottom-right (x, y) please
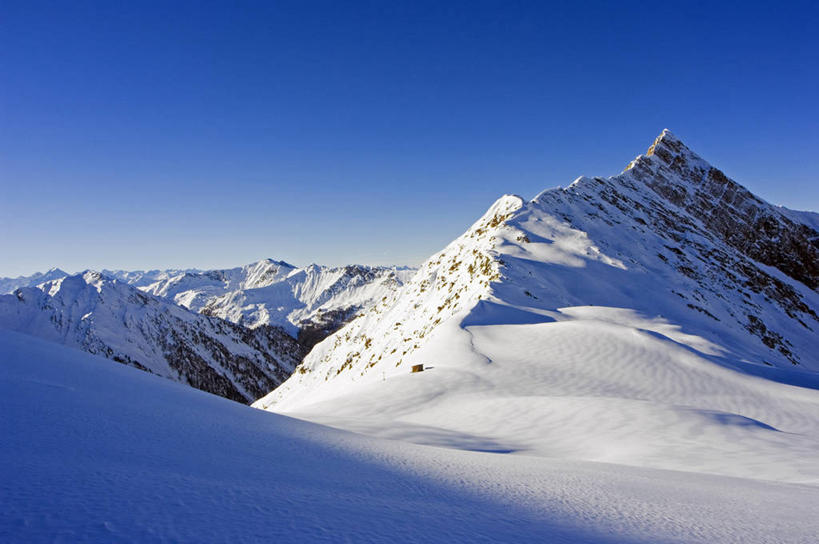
top-left (621, 129), bottom-right (689, 173)
top-left (643, 128), bottom-right (694, 164)
top-left (652, 127), bottom-right (679, 145)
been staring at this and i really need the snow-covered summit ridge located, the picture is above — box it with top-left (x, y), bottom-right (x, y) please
top-left (258, 130), bottom-right (819, 469)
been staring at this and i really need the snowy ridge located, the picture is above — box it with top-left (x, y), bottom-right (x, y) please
top-left (135, 259), bottom-right (415, 335)
top-left (777, 206), bottom-right (819, 236)
top-left (261, 193), bottom-right (526, 405)
top-left (256, 130), bottom-right (819, 483)
top-left (3, 259), bottom-right (416, 348)
top-left (102, 267), bottom-right (203, 288)
top-left (0, 267), bottom-right (68, 294)
top-left (0, 271), bottom-right (303, 403)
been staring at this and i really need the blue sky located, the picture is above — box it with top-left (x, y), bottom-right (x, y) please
top-left (2, 1), bottom-right (818, 276)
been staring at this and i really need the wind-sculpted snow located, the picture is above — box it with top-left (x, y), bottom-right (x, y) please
top-left (0, 271), bottom-right (303, 402)
top-left (4, 329), bottom-right (819, 543)
top-left (257, 130), bottom-right (819, 484)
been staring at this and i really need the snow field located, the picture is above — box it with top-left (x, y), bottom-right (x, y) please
top-left (3, 329), bottom-right (819, 543)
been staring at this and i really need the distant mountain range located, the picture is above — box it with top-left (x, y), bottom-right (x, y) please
top-left (0, 271), bottom-right (304, 403)
top-left (0, 262), bottom-right (415, 402)
top-left (0, 267), bottom-right (69, 294)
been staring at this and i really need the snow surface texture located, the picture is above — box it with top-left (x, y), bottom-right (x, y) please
top-left (0, 271), bottom-right (302, 403)
top-left (258, 130), bottom-right (819, 484)
top-left (3, 329), bottom-right (819, 543)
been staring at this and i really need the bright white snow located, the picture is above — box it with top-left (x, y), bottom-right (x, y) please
top-left (3, 329), bottom-right (819, 543)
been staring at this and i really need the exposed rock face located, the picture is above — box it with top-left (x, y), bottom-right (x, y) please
top-left (614, 131), bottom-right (817, 362)
top-left (296, 306), bottom-right (362, 352)
top-left (631, 130), bottom-right (818, 291)
top-left (0, 271), bottom-right (304, 403)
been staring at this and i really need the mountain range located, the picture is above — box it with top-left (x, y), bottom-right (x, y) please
top-left (0, 262), bottom-right (413, 402)
top-left (2, 129), bottom-right (819, 542)
top-left (0, 271), bottom-right (304, 402)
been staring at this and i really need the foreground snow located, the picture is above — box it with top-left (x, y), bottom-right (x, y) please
top-left (3, 330), bottom-right (819, 543)
top-left (270, 307), bottom-right (819, 483)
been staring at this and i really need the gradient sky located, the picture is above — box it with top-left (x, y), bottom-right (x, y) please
top-left (2, 1), bottom-right (818, 277)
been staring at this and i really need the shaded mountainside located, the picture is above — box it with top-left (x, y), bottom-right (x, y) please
top-left (0, 271), bottom-right (304, 403)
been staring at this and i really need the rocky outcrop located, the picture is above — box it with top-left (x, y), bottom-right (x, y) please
top-left (630, 130), bottom-right (818, 291)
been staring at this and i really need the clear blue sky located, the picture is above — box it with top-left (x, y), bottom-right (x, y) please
top-left (2, 1), bottom-right (818, 277)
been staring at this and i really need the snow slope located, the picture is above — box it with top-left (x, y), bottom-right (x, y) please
top-left (3, 329), bottom-right (819, 543)
top-left (0, 271), bottom-right (302, 402)
top-left (257, 130), bottom-right (819, 483)
top-left (778, 206), bottom-right (819, 234)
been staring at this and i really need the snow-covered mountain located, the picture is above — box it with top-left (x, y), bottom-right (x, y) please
top-left (132, 259), bottom-right (416, 341)
top-left (256, 130), bottom-right (819, 482)
top-left (2, 260), bottom-right (416, 350)
top-left (102, 267), bottom-right (202, 288)
top-left (0, 271), bottom-right (303, 403)
top-left (0, 267), bottom-right (68, 294)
